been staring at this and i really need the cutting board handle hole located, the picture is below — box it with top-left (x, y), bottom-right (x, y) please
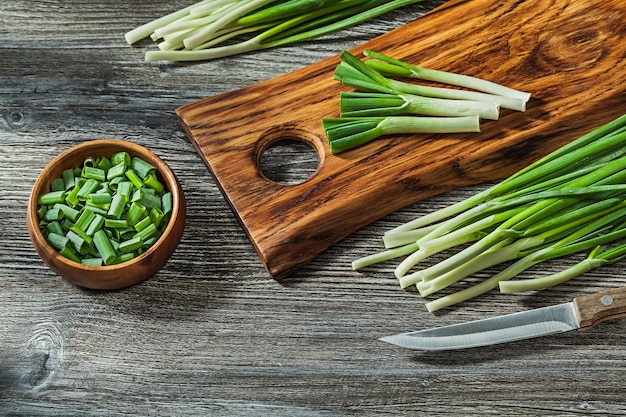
top-left (257, 128), bottom-right (321, 186)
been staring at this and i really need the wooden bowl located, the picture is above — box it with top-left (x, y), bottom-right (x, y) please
top-left (27, 139), bottom-right (186, 290)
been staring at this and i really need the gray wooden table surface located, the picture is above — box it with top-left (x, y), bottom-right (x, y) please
top-left (2, 1), bottom-right (626, 416)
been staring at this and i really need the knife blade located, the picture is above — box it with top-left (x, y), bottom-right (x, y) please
top-left (381, 286), bottom-right (626, 351)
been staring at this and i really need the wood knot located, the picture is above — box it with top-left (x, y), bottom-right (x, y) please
top-left (3, 110), bottom-right (27, 129)
top-left (508, 3), bottom-right (624, 78)
top-left (21, 321), bottom-right (65, 390)
top-left (531, 28), bottom-right (606, 73)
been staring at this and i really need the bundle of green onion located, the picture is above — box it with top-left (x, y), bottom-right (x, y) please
top-left (37, 153), bottom-right (173, 266)
top-left (323, 50), bottom-right (530, 153)
top-left (352, 113), bottom-right (626, 312)
top-left (125, 0), bottom-right (429, 61)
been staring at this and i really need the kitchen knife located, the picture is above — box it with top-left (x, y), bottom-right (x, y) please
top-left (381, 286), bottom-right (626, 351)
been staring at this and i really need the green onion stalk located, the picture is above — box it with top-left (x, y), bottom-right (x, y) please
top-left (323, 115), bottom-right (480, 154)
top-left (336, 50), bottom-right (529, 111)
top-left (339, 92), bottom-right (501, 120)
top-left (363, 50), bottom-right (531, 103)
top-left (324, 51), bottom-right (530, 153)
top-left (125, 0), bottom-right (430, 61)
top-left (352, 114), bottom-right (626, 311)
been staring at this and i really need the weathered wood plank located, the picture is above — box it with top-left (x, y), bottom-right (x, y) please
top-left (2, 1), bottom-right (626, 416)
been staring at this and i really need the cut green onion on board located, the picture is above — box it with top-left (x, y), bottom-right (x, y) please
top-left (352, 113), bottom-right (626, 312)
top-left (363, 49), bottom-right (532, 102)
top-left (339, 92), bottom-right (501, 120)
top-left (125, 0), bottom-right (429, 62)
top-left (323, 115), bottom-right (480, 154)
top-left (323, 51), bottom-right (530, 153)
top-left (37, 153), bottom-right (172, 266)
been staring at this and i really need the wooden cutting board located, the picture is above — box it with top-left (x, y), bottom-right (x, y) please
top-left (176, 0), bottom-right (626, 279)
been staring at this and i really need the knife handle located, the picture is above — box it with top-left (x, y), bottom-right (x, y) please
top-left (574, 286), bottom-right (626, 331)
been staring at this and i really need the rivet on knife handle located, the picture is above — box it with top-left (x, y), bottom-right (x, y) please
top-left (574, 286), bottom-right (626, 331)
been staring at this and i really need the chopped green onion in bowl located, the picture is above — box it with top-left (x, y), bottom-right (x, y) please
top-left (28, 139), bottom-right (186, 290)
top-left (36, 153), bottom-right (173, 266)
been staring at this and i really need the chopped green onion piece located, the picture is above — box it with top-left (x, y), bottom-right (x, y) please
top-left (65, 185), bottom-right (81, 207)
top-left (119, 237), bottom-right (144, 254)
top-left (81, 258), bottom-right (103, 267)
top-left (107, 163), bottom-right (126, 180)
top-left (77, 178), bottom-right (100, 199)
top-left (162, 192), bottom-right (173, 216)
top-left (143, 174), bottom-right (164, 193)
top-left (134, 216), bottom-right (152, 232)
top-left (126, 202), bottom-right (147, 227)
top-left (149, 207), bottom-right (164, 229)
top-left (60, 219), bottom-right (73, 232)
top-left (69, 226), bottom-right (93, 245)
top-left (108, 176), bottom-right (124, 190)
top-left (85, 214), bottom-right (105, 237)
top-left (59, 247), bottom-right (81, 263)
top-left (83, 205), bottom-right (109, 216)
top-left (82, 166), bottom-right (106, 181)
top-left (125, 169), bottom-right (144, 189)
top-left (85, 200), bottom-right (110, 211)
top-left (66, 230), bottom-right (90, 254)
top-left (46, 233), bottom-right (70, 251)
top-left (37, 206), bottom-right (47, 219)
top-left (104, 219), bottom-right (129, 229)
top-left (133, 188), bottom-right (162, 210)
top-left (88, 192), bottom-right (112, 205)
top-left (46, 221), bottom-right (64, 236)
top-left (73, 209), bottom-right (96, 232)
top-left (134, 222), bottom-right (157, 241)
top-left (115, 253), bottom-right (135, 264)
top-left (92, 230), bottom-right (116, 265)
top-left (43, 208), bottom-right (64, 222)
top-left (107, 194), bottom-right (127, 219)
top-left (62, 168), bottom-right (76, 190)
top-left (50, 178), bottom-right (65, 192)
top-left (142, 236), bottom-right (158, 248)
top-left (116, 181), bottom-right (134, 202)
top-left (83, 156), bottom-right (96, 168)
top-left (110, 151), bottom-right (131, 168)
top-left (96, 156), bottom-right (111, 171)
top-left (53, 203), bottom-right (80, 222)
top-left (130, 157), bottom-right (156, 180)
top-left (38, 190), bottom-right (66, 206)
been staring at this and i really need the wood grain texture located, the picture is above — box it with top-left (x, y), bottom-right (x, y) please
top-left (3, 0), bottom-right (626, 416)
top-left (575, 287), bottom-right (626, 330)
top-left (177, 0), bottom-right (626, 279)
